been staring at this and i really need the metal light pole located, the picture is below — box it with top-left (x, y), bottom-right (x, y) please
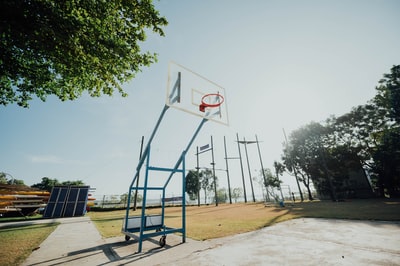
top-left (196, 136), bottom-right (218, 206)
top-left (236, 133), bottom-right (247, 203)
top-left (211, 136), bottom-right (218, 206)
top-left (223, 136), bottom-right (233, 204)
top-left (240, 137), bottom-right (256, 202)
top-left (196, 146), bottom-right (200, 207)
top-left (255, 135), bottom-right (270, 201)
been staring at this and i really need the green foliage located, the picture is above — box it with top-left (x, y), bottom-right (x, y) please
top-left (0, 223), bottom-right (59, 266)
top-left (120, 192), bottom-right (142, 205)
top-left (11, 179), bottom-right (25, 185)
top-left (282, 122), bottom-right (328, 200)
top-left (31, 177), bottom-right (85, 192)
top-left (0, 0), bottom-right (168, 107)
top-left (0, 172), bottom-right (7, 184)
top-left (372, 128), bottom-right (400, 197)
top-left (185, 170), bottom-right (200, 200)
top-left (199, 169), bottom-right (217, 204)
top-left (374, 65), bottom-right (400, 124)
top-left (231, 187), bottom-right (242, 203)
top-left (261, 168), bottom-right (281, 188)
top-left (60, 180), bottom-right (85, 186)
top-left (282, 65), bottom-right (400, 199)
top-left (0, 172), bottom-right (25, 185)
top-left (215, 188), bottom-right (228, 204)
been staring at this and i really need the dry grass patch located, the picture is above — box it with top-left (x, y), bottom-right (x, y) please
top-left (166, 203), bottom-right (295, 240)
top-left (88, 198), bottom-right (400, 241)
top-left (89, 203), bottom-right (297, 240)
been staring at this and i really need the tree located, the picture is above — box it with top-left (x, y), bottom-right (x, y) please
top-left (370, 65), bottom-right (400, 197)
top-left (200, 169), bottom-right (216, 205)
top-left (11, 179), bottom-right (25, 185)
top-left (231, 187), bottom-right (242, 203)
top-left (282, 122), bottom-right (330, 200)
top-left (372, 128), bottom-right (400, 197)
top-left (280, 65), bottom-right (400, 200)
top-left (0, 0), bottom-right (168, 107)
top-left (31, 177), bottom-right (60, 192)
top-left (31, 177), bottom-right (85, 192)
top-left (215, 188), bottom-right (228, 204)
top-left (0, 172), bottom-right (8, 184)
top-left (261, 167), bottom-right (283, 202)
top-left (61, 180), bottom-right (85, 186)
top-left (120, 192), bottom-right (142, 206)
top-left (186, 170), bottom-right (200, 201)
top-left (374, 65), bottom-right (400, 124)
top-left (261, 168), bottom-right (281, 188)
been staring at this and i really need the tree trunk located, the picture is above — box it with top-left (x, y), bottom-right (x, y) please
top-left (305, 184), bottom-right (314, 200)
top-left (303, 174), bottom-right (314, 201)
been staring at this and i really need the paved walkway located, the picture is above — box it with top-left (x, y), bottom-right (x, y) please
top-left (2, 217), bottom-right (399, 265)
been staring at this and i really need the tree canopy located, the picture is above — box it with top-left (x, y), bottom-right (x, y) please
top-left (0, 0), bottom-right (168, 107)
top-left (31, 177), bottom-right (85, 192)
top-left (282, 65), bottom-right (400, 199)
top-left (186, 170), bottom-right (200, 201)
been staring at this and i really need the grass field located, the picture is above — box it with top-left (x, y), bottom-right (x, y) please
top-left (0, 223), bottom-right (58, 266)
top-left (1, 198), bottom-right (399, 266)
top-left (88, 198), bottom-right (400, 240)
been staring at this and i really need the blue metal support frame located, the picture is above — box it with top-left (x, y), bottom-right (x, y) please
top-left (122, 100), bottom-right (208, 253)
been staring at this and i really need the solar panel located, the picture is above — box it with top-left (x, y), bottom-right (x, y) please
top-left (43, 186), bottom-right (89, 218)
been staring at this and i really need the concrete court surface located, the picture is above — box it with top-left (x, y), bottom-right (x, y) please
top-left (18, 217), bottom-right (400, 266)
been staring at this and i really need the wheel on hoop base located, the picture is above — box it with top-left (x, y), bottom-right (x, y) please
top-left (159, 235), bottom-right (166, 247)
top-left (125, 235), bottom-right (131, 241)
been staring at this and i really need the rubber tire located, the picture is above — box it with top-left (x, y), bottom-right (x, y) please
top-left (125, 235), bottom-right (131, 241)
top-left (159, 236), bottom-right (166, 247)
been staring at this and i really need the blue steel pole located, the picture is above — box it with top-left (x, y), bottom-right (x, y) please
top-left (164, 118), bottom-right (207, 187)
top-left (129, 105), bottom-right (169, 188)
top-left (138, 144), bottom-right (152, 253)
top-left (125, 105), bottom-right (169, 234)
top-left (182, 151), bottom-right (186, 243)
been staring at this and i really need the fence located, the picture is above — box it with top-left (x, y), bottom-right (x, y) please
top-left (91, 194), bottom-right (195, 209)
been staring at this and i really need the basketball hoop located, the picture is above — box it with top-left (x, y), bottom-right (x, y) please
top-left (199, 93), bottom-right (224, 112)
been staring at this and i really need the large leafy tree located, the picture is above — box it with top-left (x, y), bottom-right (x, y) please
top-left (371, 128), bottom-right (400, 197)
top-left (185, 170), bottom-right (200, 201)
top-left (282, 122), bottom-right (329, 200)
top-left (282, 65), bottom-right (400, 199)
top-left (374, 65), bottom-right (400, 124)
top-left (0, 0), bottom-right (168, 107)
top-left (371, 66), bottom-right (400, 197)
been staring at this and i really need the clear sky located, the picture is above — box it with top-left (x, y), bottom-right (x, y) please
top-left (1, 0), bottom-right (399, 200)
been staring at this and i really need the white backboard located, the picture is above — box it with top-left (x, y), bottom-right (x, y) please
top-left (166, 62), bottom-right (229, 126)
